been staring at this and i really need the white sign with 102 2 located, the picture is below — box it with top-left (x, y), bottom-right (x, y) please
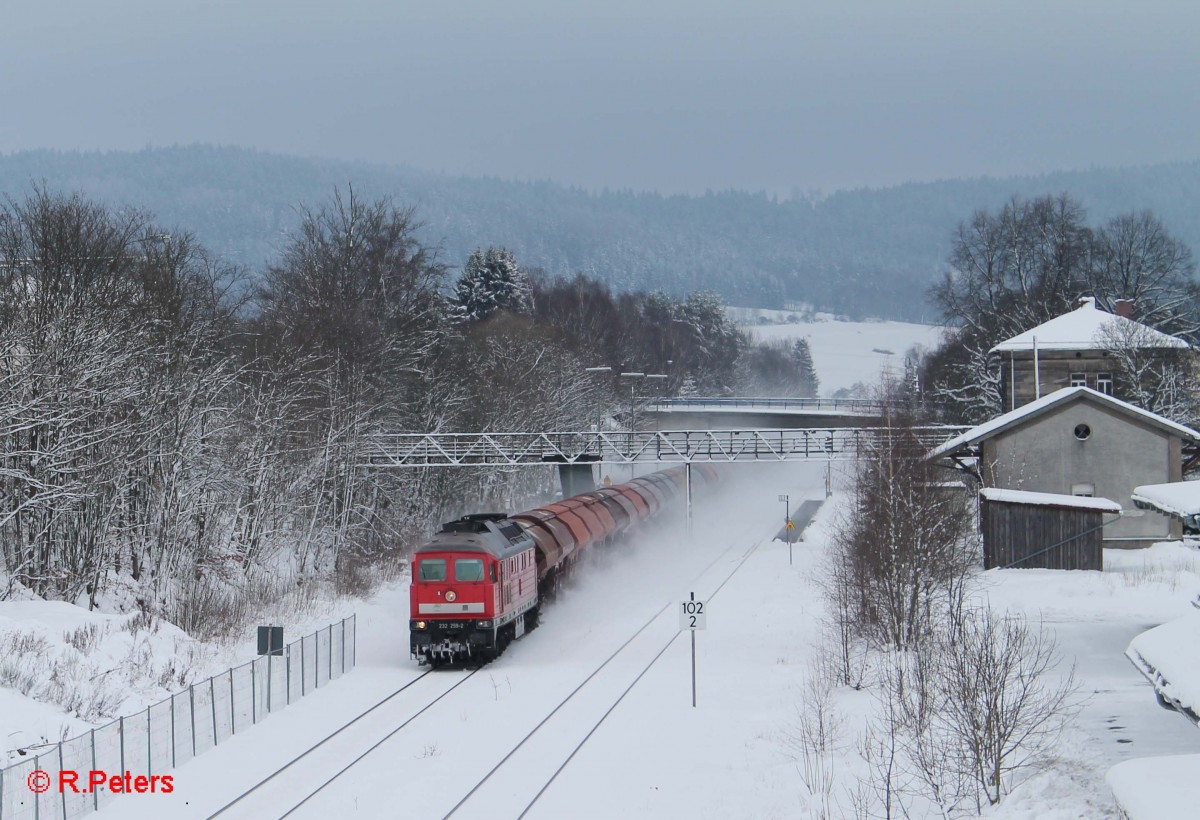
top-left (680, 598), bottom-right (707, 630)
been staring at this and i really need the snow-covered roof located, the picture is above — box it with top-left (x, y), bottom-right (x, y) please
top-left (990, 297), bottom-right (1188, 353)
top-left (980, 487), bottom-right (1121, 513)
top-left (929, 386), bottom-right (1200, 459)
top-left (1131, 481), bottom-right (1200, 519)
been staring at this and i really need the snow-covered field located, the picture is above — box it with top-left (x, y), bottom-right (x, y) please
top-left (733, 310), bottom-right (945, 397)
top-left (0, 463), bottom-right (1172, 819)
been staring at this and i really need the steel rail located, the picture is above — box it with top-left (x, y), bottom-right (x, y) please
top-left (441, 526), bottom-right (743, 819)
top-left (514, 519), bottom-right (774, 819)
top-left (446, 513), bottom-right (781, 819)
top-left (205, 669), bottom-right (471, 819)
top-left (278, 670), bottom-right (479, 818)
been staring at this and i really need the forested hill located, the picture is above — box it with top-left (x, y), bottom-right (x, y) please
top-left (1, 146), bottom-right (1199, 321)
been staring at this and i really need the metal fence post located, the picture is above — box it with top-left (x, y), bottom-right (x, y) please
top-left (91, 728), bottom-right (98, 811)
top-left (267, 653), bottom-right (272, 714)
top-left (210, 677), bottom-right (218, 747)
top-left (327, 625), bottom-right (332, 683)
top-left (146, 704), bottom-right (152, 775)
top-left (119, 716), bottom-right (125, 777)
top-left (341, 617), bottom-right (346, 674)
top-left (171, 696), bottom-right (176, 768)
top-left (352, 614), bottom-right (357, 668)
top-left (58, 743), bottom-right (66, 820)
top-left (33, 753), bottom-right (39, 820)
top-left (229, 673), bottom-right (236, 735)
top-left (301, 637), bottom-right (306, 696)
top-left (286, 646), bottom-right (291, 706)
top-left (251, 661), bottom-right (257, 725)
top-left (189, 684), bottom-right (196, 758)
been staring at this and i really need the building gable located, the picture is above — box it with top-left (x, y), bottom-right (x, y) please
top-left (930, 387), bottom-right (1200, 460)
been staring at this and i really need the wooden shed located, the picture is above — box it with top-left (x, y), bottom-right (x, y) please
top-left (980, 488), bottom-right (1121, 571)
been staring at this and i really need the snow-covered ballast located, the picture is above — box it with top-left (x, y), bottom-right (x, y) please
top-left (979, 488), bottom-right (1121, 571)
top-left (1131, 481), bottom-right (1200, 532)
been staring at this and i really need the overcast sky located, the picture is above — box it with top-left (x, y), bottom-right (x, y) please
top-left (3, 1), bottom-right (1198, 195)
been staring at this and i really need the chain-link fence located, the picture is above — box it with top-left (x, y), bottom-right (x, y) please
top-left (0, 615), bottom-right (356, 820)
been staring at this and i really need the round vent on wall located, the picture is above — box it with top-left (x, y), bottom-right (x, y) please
top-left (1074, 423), bottom-right (1092, 441)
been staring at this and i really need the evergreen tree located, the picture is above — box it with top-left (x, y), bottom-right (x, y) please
top-left (453, 246), bottom-right (533, 321)
top-left (791, 338), bottom-right (820, 396)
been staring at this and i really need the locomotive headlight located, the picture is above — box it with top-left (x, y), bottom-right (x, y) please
top-left (445, 590), bottom-right (457, 602)
top-left (476, 619), bottom-right (493, 629)
top-left (412, 620), bottom-right (427, 630)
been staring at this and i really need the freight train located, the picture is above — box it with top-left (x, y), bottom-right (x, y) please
top-left (409, 465), bottom-right (719, 666)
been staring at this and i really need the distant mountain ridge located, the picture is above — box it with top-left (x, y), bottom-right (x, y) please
top-left (1, 146), bottom-right (1198, 321)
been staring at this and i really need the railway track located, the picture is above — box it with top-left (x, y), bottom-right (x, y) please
top-left (205, 669), bottom-right (479, 819)
top-left (441, 516), bottom-right (780, 820)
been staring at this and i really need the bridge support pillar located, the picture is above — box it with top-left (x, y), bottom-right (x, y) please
top-left (558, 463), bottom-right (596, 498)
top-left (544, 454), bottom-right (601, 498)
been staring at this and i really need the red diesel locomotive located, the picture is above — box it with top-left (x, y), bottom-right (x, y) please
top-left (409, 464), bottom-right (718, 665)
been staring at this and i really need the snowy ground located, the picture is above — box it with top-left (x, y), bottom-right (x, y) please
top-left (735, 313), bottom-right (944, 397)
top-left (70, 463), bottom-right (1198, 819)
top-left (0, 602), bottom-right (214, 765)
top-left (0, 590), bottom-right (356, 770)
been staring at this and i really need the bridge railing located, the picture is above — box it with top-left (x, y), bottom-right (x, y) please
top-left (647, 397), bottom-right (887, 415)
top-left (362, 427), bottom-right (968, 467)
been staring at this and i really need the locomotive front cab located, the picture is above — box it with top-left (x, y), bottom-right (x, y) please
top-left (410, 513), bottom-right (540, 667)
top-left (410, 550), bottom-right (500, 665)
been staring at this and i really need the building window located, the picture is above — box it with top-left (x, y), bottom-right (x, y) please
top-left (1071, 483), bottom-right (1094, 497)
top-left (1069, 372), bottom-right (1087, 387)
top-left (1097, 372), bottom-right (1113, 395)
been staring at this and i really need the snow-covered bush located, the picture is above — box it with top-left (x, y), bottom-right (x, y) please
top-left (862, 607), bottom-right (1079, 815)
top-left (0, 613), bottom-right (207, 725)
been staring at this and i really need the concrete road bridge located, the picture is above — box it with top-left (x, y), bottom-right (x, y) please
top-left (640, 396), bottom-right (889, 429)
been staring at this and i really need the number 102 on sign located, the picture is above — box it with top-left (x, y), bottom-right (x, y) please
top-left (680, 598), bottom-right (707, 630)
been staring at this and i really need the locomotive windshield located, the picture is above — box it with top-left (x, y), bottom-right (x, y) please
top-left (417, 558), bottom-right (447, 581)
top-left (455, 558), bottom-right (485, 582)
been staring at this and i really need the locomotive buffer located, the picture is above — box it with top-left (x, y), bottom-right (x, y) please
top-left (680, 592), bottom-right (707, 707)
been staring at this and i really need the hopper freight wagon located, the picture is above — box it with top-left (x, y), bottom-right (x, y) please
top-left (409, 465), bottom-right (718, 666)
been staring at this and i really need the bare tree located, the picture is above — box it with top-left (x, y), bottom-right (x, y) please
top-left (932, 194), bottom-right (1092, 345)
top-left (784, 674), bottom-right (845, 819)
top-left (937, 608), bottom-right (1078, 808)
top-left (1091, 211), bottom-right (1198, 334)
top-left (254, 187), bottom-right (451, 588)
top-left (828, 409), bottom-right (978, 651)
top-left (1099, 314), bottom-right (1200, 425)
